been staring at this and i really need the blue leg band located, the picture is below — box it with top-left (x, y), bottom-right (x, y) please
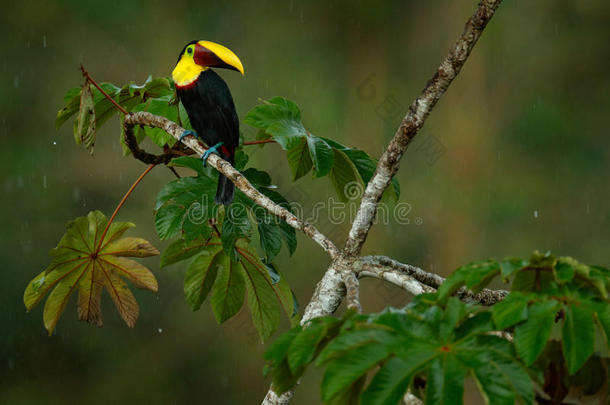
top-left (201, 142), bottom-right (224, 167)
top-left (179, 129), bottom-right (198, 143)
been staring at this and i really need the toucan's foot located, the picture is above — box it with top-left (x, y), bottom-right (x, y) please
top-left (179, 129), bottom-right (199, 143)
top-left (201, 142), bottom-right (224, 167)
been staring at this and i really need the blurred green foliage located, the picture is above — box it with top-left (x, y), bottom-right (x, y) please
top-left (2, 0), bottom-right (609, 404)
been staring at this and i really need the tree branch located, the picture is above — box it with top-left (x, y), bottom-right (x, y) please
top-left (123, 112), bottom-right (341, 259)
top-left (262, 2), bottom-right (504, 401)
top-left (341, 268), bottom-right (362, 312)
top-left (343, 0), bottom-right (504, 257)
top-left (360, 255), bottom-right (508, 306)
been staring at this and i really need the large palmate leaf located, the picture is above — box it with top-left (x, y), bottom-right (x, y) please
top-left (265, 298), bottom-right (534, 405)
top-left (439, 251), bottom-right (610, 378)
top-left (163, 236), bottom-right (298, 341)
top-left (23, 211), bottom-right (159, 334)
top-left (244, 97), bottom-right (400, 201)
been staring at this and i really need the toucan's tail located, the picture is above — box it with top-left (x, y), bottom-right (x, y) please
top-left (215, 173), bottom-right (234, 205)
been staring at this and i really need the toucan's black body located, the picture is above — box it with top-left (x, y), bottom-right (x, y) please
top-left (176, 69), bottom-right (239, 205)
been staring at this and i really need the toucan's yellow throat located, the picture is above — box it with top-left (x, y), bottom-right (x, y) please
top-left (172, 40), bottom-right (244, 87)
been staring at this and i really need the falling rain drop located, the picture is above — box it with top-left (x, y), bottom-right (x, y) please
top-left (43, 35), bottom-right (47, 48)
top-left (534, 210), bottom-right (539, 219)
top-left (158, 328), bottom-right (163, 333)
top-left (42, 175), bottom-right (47, 189)
top-left (52, 141), bottom-right (57, 145)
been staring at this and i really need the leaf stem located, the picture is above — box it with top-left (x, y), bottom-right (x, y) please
top-left (80, 64), bottom-right (129, 115)
top-left (243, 139), bottom-right (276, 146)
top-left (95, 164), bottom-right (156, 252)
top-left (211, 222), bottom-right (222, 238)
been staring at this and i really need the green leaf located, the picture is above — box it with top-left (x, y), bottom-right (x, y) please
top-left (132, 95), bottom-right (177, 147)
top-left (492, 292), bottom-right (530, 330)
top-left (321, 343), bottom-right (389, 402)
top-left (425, 354), bottom-right (465, 405)
top-left (562, 302), bottom-right (595, 374)
top-left (279, 220), bottom-right (297, 256)
top-left (245, 98), bottom-right (401, 201)
top-left (221, 203), bottom-right (252, 259)
top-left (154, 175), bottom-right (216, 240)
top-left (183, 242), bottom-right (223, 310)
top-left (514, 300), bottom-right (561, 365)
top-left (265, 300), bottom-right (533, 405)
top-left (595, 302), bottom-right (610, 347)
top-left (244, 96), bottom-right (301, 129)
top-left (264, 326), bottom-right (302, 368)
top-left (249, 200), bottom-right (283, 262)
top-left (317, 329), bottom-right (397, 365)
top-left (554, 259), bottom-right (576, 283)
top-left (92, 82), bottom-right (121, 128)
top-left (142, 77), bottom-right (172, 98)
top-left (174, 235), bottom-right (295, 341)
top-left (323, 137), bottom-right (400, 200)
top-left (210, 253), bottom-right (245, 323)
top-left (499, 258), bottom-right (527, 279)
top-left (154, 204), bottom-right (185, 240)
top-left (329, 148), bottom-right (361, 202)
top-left (468, 337), bottom-right (534, 405)
top-left (286, 137), bottom-right (313, 180)
top-left (308, 136), bottom-right (334, 178)
top-left (161, 238), bottom-right (210, 268)
top-left (244, 97), bottom-right (305, 150)
top-left (24, 211), bottom-right (158, 334)
top-left (437, 260), bottom-right (500, 302)
top-left (169, 156), bottom-right (208, 177)
top-left (261, 188), bottom-right (297, 256)
top-left (238, 243), bottom-right (282, 341)
top-left (74, 80), bottom-right (96, 154)
top-left (287, 322), bottom-right (329, 372)
top-left (361, 356), bottom-right (423, 405)
top-left (56, 87), bottom-right (82, 129)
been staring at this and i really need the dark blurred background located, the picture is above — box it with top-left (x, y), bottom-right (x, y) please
top-left (2, 0), bottom-right (609, 403)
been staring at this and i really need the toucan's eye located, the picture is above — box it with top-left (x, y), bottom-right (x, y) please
top-left (187, 47), bottom-right (193, 55)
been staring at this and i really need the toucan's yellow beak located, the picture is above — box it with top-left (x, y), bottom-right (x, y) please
top-left (194, 40), bottom-right (244, 75)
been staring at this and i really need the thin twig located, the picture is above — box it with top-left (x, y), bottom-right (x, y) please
top-left (95, 164), bottom-right (156, 253)
top-left (359, 255), bottom-right (508, 305)
top-left (168, 166), bottom-right (181, 178)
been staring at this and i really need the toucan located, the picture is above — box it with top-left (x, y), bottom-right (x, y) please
top-left (172, 40), bottom-right (244, 205)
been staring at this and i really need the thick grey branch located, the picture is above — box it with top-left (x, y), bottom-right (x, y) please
top-left (344, 0), bottom-right (504, 257)
top-left (124, 112), bottom-right (340, 259)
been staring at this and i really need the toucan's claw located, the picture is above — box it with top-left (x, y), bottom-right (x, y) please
top-left (179, 129), bottom-right (198, 143)
top-left (201, 142), bottom-right (224, 167)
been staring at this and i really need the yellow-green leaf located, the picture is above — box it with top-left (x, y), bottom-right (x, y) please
top-left (23, 210), bottom-right (159, 334)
